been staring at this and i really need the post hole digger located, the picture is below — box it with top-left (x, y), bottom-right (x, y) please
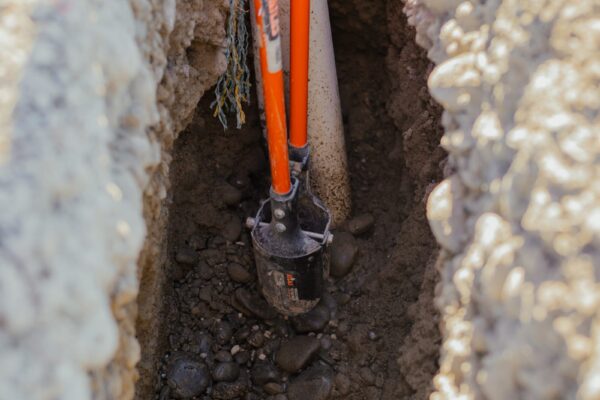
top-left (245, 0), bottom-right (332, 315)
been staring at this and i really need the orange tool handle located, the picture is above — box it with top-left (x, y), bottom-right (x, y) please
top-left (253, 0), bottom-right (291, 195)
top-left (289, 0), bottom-right (310, 149)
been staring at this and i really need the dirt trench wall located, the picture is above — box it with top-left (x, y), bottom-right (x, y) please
top-left (406, 0), bottom-right (600, 398)
top-left (0, 1), bottom-right (226, 399)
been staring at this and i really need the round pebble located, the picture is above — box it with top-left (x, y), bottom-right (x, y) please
top-left (166, 353), bottom-right (211, 398)
top-left (227, 263), bottom-right (253, 283)
top-left (347, 213), bottom-right (375, 235)
top-left (330, 232), bottom-right (358, 278)
top-left (213, 362), bottom-right (241, 382)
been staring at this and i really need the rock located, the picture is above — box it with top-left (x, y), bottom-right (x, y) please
top-left (175, 246), bottom-right (197, 265)
top-left (222, 218), bottom-right (242, 242)
top-left (213, 362), bottom-right (241, 382)
top-left (199, 286), bottom-right (212, 303)
top-left (251, 362), bottom-right (280, 385)
top-left (234, 350), bottom-right (250, 365)
top-left (264, 382), bottom-right (284, 395)
top-left (320, 336), bottom-right (332, 350)
top-left (334, 373), bottom-right (350, 396)
top-left (291, 303), bottom-right (330, 333)
top-left (216, 350), bottom-right (233, 363)
top-left (247, 330), bottom-right (265, 348)
top-left (166, 353), bottom-right (211, 399)
top-left (347, 214), bottom-right (374, 235)
top-left (275, 336), bottom-right (320, 373)
top-left (196, 333), bottom-right (213, 355)
top-left (227, 263), bottom-right (253, 283)
top-left (215, 321), bottom-right (233, 345)
top-left (220, 183), bottom-right (243, 206)
top-left (198, 260), bottom-right (214, 280)
top-left (188, 234), bottom-right (207, 250)
top-left (233, 288), bottom-right (278, 320)
top-left (359, 367), bottom-right (375, 385)
top-left (330, 232), bottom-right (358, 278)
top-left (288, 364), bottom-right (334, 400)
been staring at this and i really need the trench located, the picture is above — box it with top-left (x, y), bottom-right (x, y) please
top-left (136, 2), bottom-right (445, 399)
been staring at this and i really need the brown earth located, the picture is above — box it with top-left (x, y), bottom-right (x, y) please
top-left (147, 1), bottom-right (445, 399)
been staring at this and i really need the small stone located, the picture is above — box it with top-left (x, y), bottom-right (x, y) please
top-left (216, 350), bottom-right (233, 363)
top-left (227, 263), bottom-right (253, 284)
top-left (288, 364), bottom-right (334, 400)
top-left (231, 345), bottom-right (241, 355)
top-left (215, 321), bottom-right (233, 345)
top-left (320, 336), bottom-right (332, 351)
top-left (251, 362), bottom-right (280, 385)
top-left (235, 350), bottom-right (250, 365)
top-left (359, 367), bottom-right (376, 386)
top-left (368, 331), bottom-right (377, 341)
top-left (196, 333), bottom-right (213, 355)
top-left (347, 214), bottom-right (375, 235)
top-left (175, 246), bottom-right (197, 265)
top-left (213, 362), bottom-right (241, 382)
top-left (291, 303), bottom-right (330, 333)
top-left (220, 183), bottom-right (243, 206)
top-left (334, 373), bottom-right (350, 396)
top-left (166, 353), bottom-right (211, 398)
top-left (247, 330), bottom-right (265, 348)
top-left (330, 232), bottom-right (358, 278)
top-left (275, 336), bottom-right (320, 373)
top-left (222, 218), bottom-right (242, 242)
top-left (334, 292), bottom-right (351, 305)
top-left (199, 287), bottom-right (212, 303)
top-left (233, 288), bottom-right (277, 320)
top-left (198, 261), bottom-right (214, 280)
top-left (264, 382), bottom-right (284, 395)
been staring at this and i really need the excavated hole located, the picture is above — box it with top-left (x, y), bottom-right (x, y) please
top-left (136, 2), bottom-right (445, 399)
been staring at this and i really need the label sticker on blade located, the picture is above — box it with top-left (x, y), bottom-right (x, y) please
top-left (261, 0), bottom-right (282, 73)
top-left (285, 272), bottom-right (300, 301)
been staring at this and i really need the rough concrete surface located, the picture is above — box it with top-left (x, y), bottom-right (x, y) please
top-left (0, 1), bottom-right (226, 400)
top-left (406, 0), bottom-right (600, 398)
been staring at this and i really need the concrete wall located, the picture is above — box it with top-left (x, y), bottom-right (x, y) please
top-left (406, 0), bottom-right (600, 398)
top-left (0, 1), bottom-right (226, 399)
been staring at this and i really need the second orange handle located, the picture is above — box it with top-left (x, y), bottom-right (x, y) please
top-left (289, 0), bottom-right (310, 149)
top-left (253, 0), bottom-right (291, 195)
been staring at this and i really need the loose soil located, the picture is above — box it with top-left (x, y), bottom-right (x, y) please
top-left (148, 2), bottom-right (445, 399)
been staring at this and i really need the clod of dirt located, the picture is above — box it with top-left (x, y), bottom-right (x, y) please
top-left (251, 362), bottom-right (280, 385)
top-left (291, 303), bottom-right (331, 333)
top-left (346, 214), bottom-right (375, 235)
top-left (329, 232), bottom-right (358, 278)
top-left (212, 362), bottom-right (240, 382)
top-left (275, 335), bottom-right (321, 373)
top-left (334, 373), bottom-right (351, 396)
top-left (219, 183), bottom-right (243, 207)
top-left (288, 363), bottom-right (334, 400)
top-left (226, 263), bottom-right (253, 283)
top-left (165, 353), bottom-right (211, 399)
top-left (221, 218), bottom-right (242, 242)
